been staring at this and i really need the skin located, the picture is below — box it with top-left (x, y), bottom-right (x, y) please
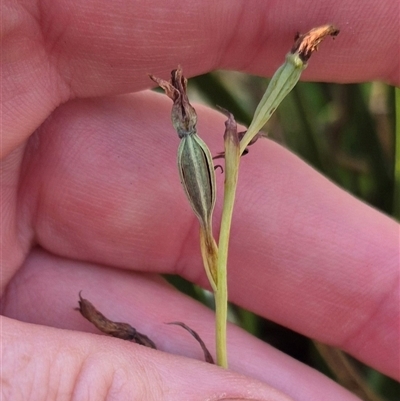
top-left (1, 1), bottom-right (399, 400)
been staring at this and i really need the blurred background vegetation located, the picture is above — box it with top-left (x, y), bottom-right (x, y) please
top-left (166, 71), bottom-right (399, 400)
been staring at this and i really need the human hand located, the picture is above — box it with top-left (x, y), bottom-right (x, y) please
top-left (2, 1), bottom-right (399, 400)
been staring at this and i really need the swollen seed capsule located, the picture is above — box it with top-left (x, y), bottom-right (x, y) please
top-left (178, 133), bottom-right (216, 228)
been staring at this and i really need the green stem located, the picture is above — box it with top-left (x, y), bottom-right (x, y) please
top-left (215, 152), bottom-right (240, 368)
top-left (215, 287), bottom-right (228, 368)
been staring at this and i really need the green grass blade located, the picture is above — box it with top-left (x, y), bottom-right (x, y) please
top-left (393, 87), bottom-right (400, 220)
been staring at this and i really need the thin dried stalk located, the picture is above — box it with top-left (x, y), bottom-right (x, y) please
top-left (167, 322), bottom-right (214, 364)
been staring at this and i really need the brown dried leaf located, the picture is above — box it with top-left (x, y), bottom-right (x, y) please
top-left (167, 321), bottom-right (214, 364)
top-left (291, 25), bottom-right (340, 62)
top-left (77, 292), bottom-right (157, 349)
top-left (148, 74), bottom-right (179, 101)
top-left (149, 66), bottom-right (198, 139)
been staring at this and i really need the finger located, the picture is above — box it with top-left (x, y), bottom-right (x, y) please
top-left (2, 248), bottom-right (361, 401)
top-left (2, 0), bottom-right (398, 156)
top-left (16, 91), bottom-right (399, 379)
top-left (3, 318), bottom-right (295, 401)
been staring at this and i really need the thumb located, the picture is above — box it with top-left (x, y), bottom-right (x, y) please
top-left (2, 316), bottom-right (291, 401)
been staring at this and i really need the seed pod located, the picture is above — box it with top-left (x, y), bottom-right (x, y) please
top-left (150, 67), bottom-right (218, 288)
top-left (149, 67), bottom-right (216, 231)
top-left (178, 133), bottom-right (216, 228)
top-left (239, 24), bottom-right (339, 154)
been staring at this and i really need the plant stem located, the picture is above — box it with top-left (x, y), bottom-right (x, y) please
top-left (215, 49), bottom-right (306, 369)
top-left (214, 25), bottom-right (338, 367)
top-left (215, 150), bottom-right (240, 368)
top-left (215, 286), bottom-right (228, 368)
